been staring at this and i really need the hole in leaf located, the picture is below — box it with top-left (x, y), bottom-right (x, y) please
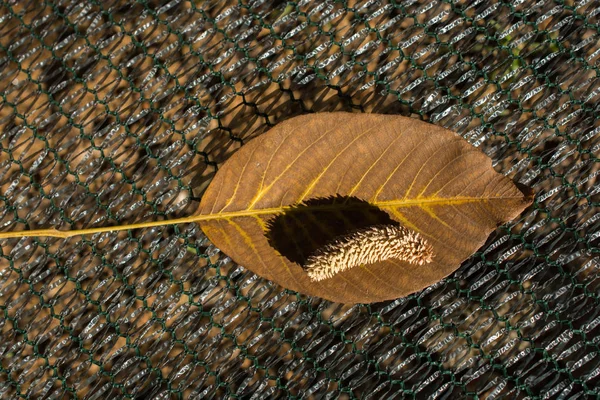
top-left (265, 195), bottom-right (398, 266)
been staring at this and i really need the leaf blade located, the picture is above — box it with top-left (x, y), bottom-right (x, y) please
top-left (199, 113), bottom-right (533, 303)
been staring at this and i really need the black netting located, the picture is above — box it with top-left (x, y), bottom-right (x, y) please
top-left (1, 0), bottom-right (599, 398)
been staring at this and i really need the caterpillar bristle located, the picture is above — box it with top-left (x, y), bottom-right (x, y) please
top-left (304, 224), bottom-right (433, 282)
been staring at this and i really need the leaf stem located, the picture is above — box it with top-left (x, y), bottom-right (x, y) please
top-left (0, 214), bottom-right (211, 239)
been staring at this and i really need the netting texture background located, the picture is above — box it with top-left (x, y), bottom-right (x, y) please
top-left (0, 0), bottom-right (599, 398)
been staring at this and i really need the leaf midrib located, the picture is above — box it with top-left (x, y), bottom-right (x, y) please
top-left (201, 195), bottom-right (521, 221)
top-left (0, 195), bottom-right (523, 240)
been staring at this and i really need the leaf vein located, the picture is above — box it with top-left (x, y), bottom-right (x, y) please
top-left (298, 124), bottom-right (379, 202)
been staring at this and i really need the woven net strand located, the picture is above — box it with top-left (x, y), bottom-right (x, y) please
top-left (1, 0), bottom-right (599, 398)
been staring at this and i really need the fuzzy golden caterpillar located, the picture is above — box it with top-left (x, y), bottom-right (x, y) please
top-left (304, 224), bottom-right (434, 282)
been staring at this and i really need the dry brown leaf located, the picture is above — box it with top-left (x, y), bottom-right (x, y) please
top-left (198, 112), bottom-right (533, 303)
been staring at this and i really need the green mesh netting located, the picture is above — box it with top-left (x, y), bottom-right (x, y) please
top-left (0, 0), bottom-right (599, 398)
